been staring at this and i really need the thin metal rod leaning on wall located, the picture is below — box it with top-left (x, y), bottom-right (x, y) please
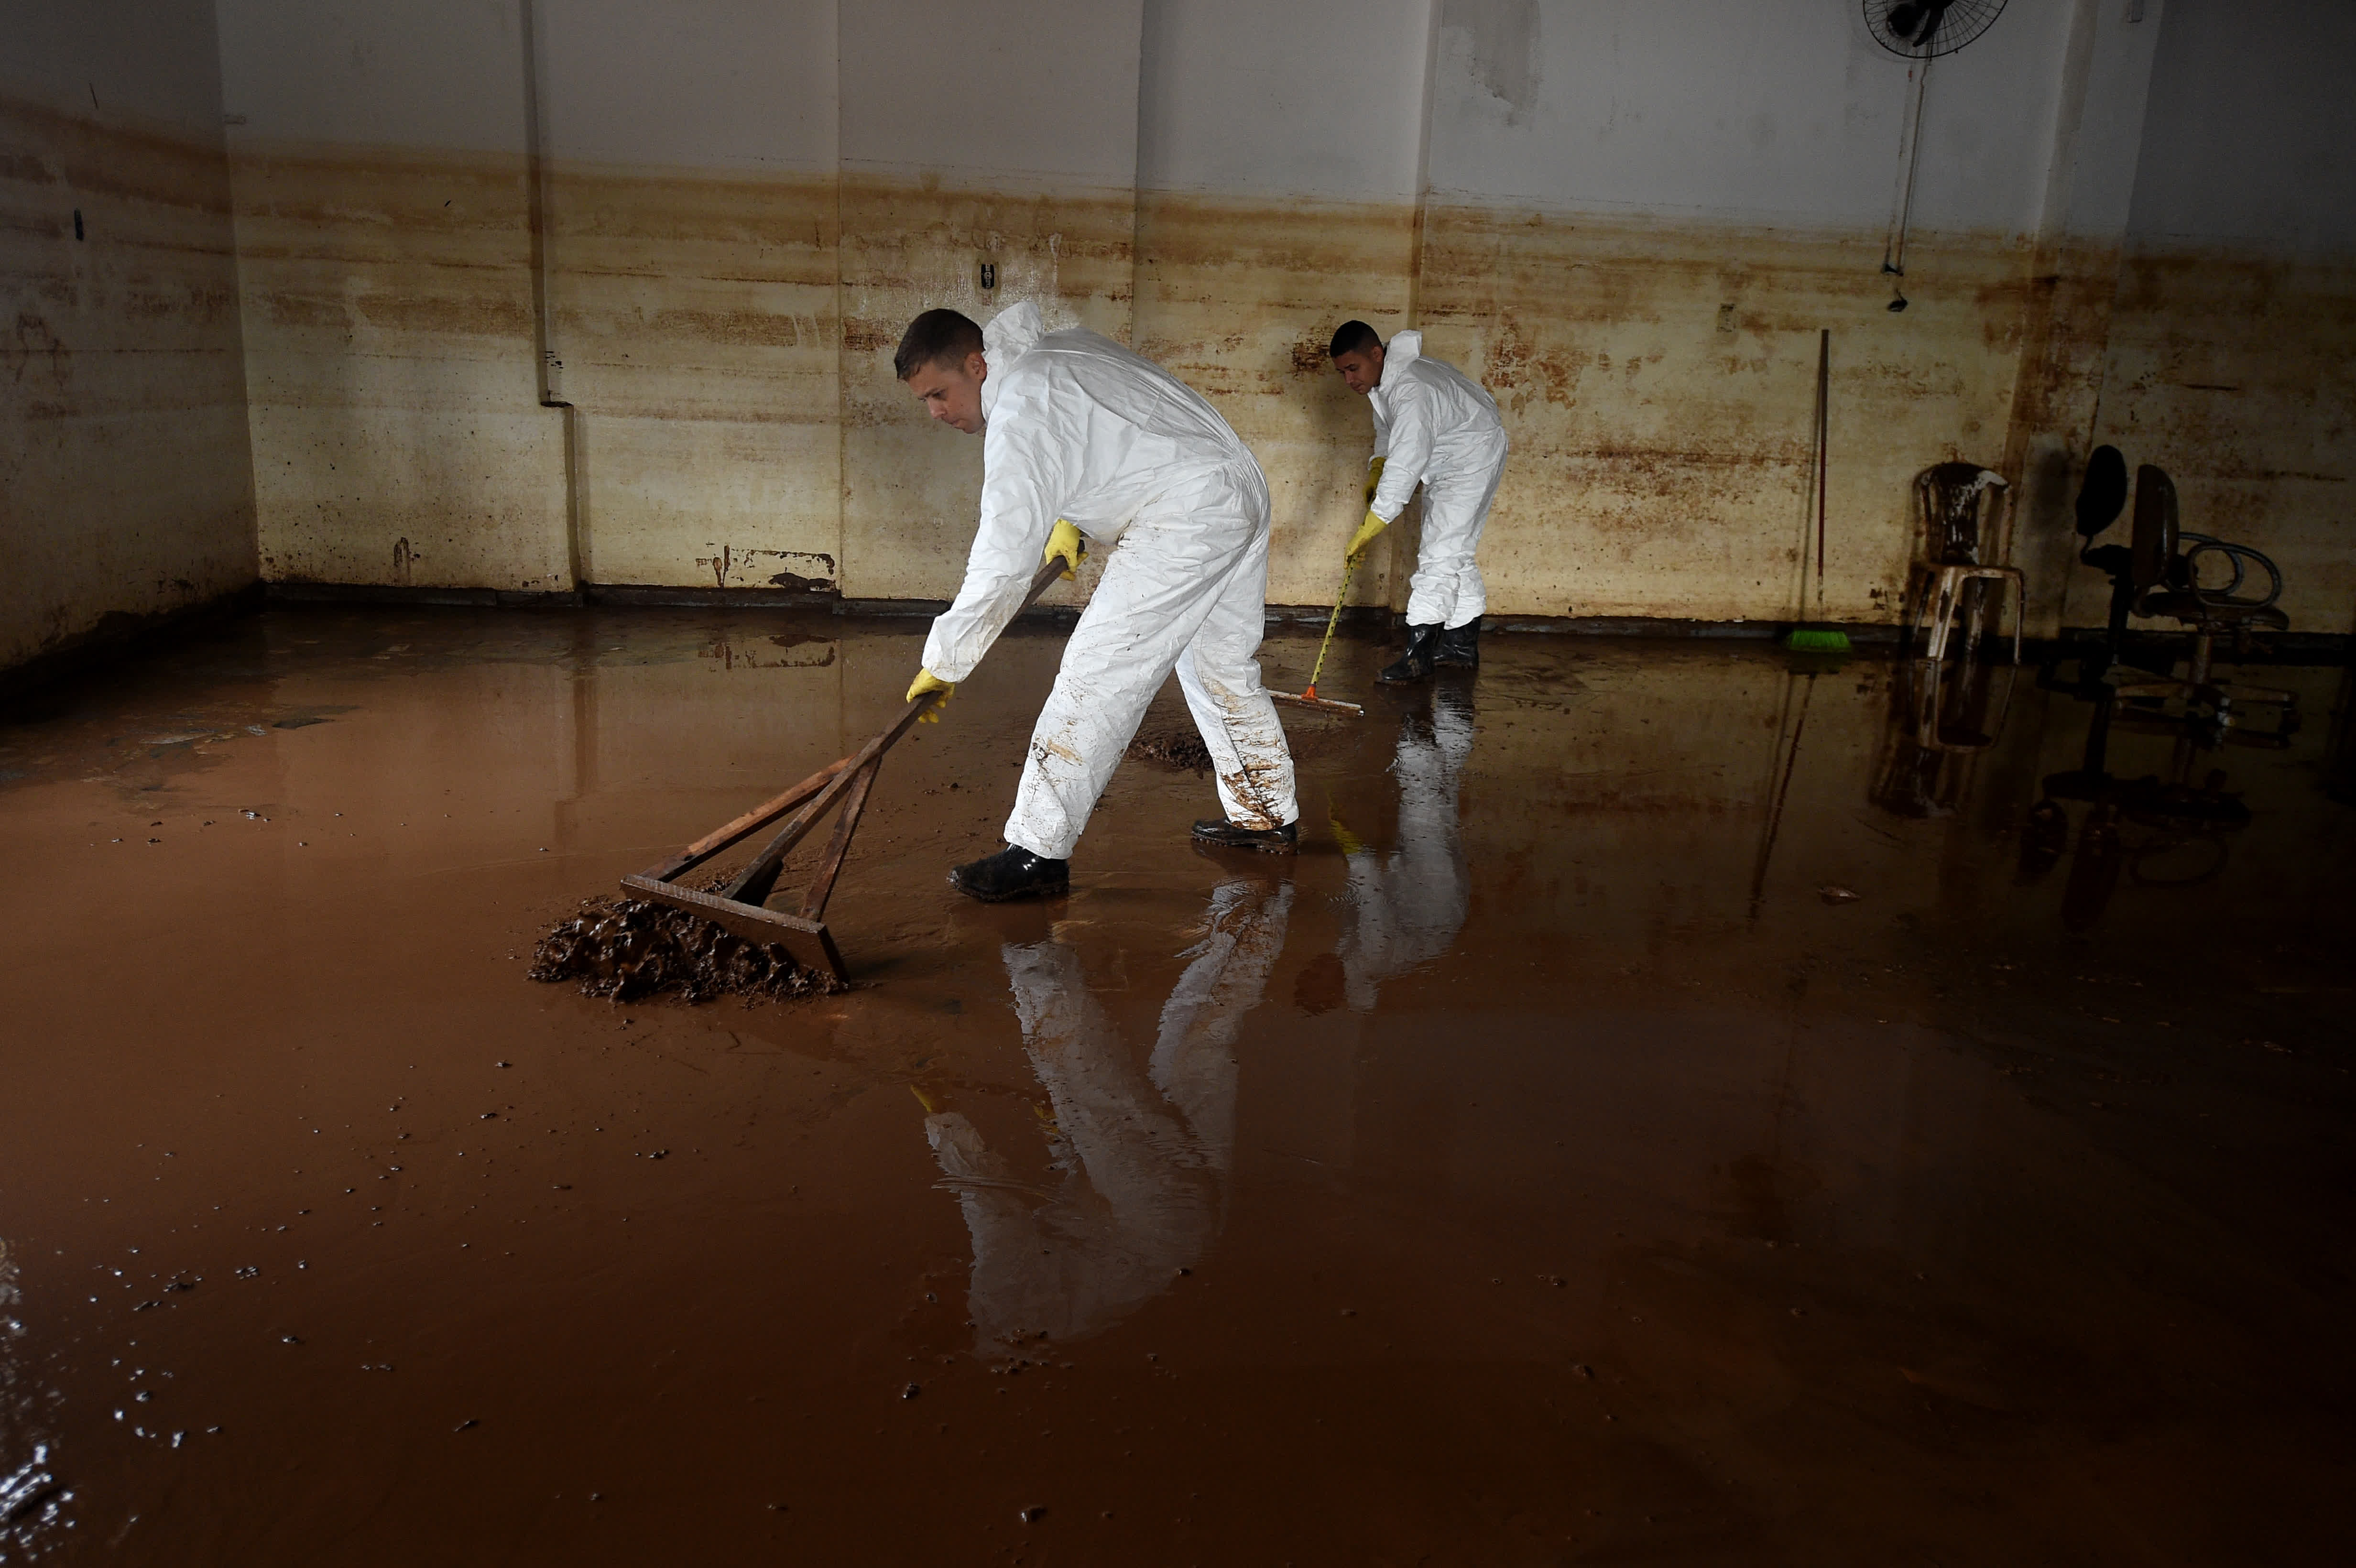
top-left (519, 0), bottom-right (588, 594)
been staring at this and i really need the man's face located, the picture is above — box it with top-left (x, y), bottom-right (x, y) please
top-left (906, 350), bottom-right (988, 434)
top-left (1332, 344), bottom-right (1385, 396)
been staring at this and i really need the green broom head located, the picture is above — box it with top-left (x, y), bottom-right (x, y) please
top-left (1782, 626), bottom-right (1852, 653)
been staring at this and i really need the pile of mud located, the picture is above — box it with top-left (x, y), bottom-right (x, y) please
top-left (1128, 729), bottom-right (1212, 773)
top-left (527, 895), bottom-right (843, 1003)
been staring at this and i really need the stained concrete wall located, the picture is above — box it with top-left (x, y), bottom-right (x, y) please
top-left (837, 0), bottom-right (1145, 606)
top-left (215, 0), bottom-right (569, 592)
top-left (1135, 0), bottom-right (2104, 621)
top-left (0, 0), bottom-right (257, 676)
top-left (2085, 0), bottom-right (2356, 634)
top-left (49, 0), bottom-right (2329, 637)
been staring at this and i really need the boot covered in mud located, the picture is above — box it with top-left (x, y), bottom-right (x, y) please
top-left (1378, 624), bottom-right (1441, 684)
top-left (1435, 620), bottom-right (1480, 668)
top-left (1191, 818), bottom-right (1298, 854)
top-left (949, 844), bottom-right (1069, 903)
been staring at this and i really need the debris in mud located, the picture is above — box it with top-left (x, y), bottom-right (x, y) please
top-left (1818, 884), bottom-right (1859, 904)
top-left (527, 895), bottom-right (843, 1003)
top-left (1127, 729), bottom-right (1212, 773)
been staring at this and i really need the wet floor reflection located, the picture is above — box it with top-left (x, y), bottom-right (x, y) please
top-left (1871, 656), bottom-right (2019, 819)
top-left (1332, 679), bottom-right (1473, 1011)
top-left (0, 1241), bottom-right (69, 1557)
top-left (2022, 681), bottom-right (2264, 932)
top-left (1, 607), bottom-right (2352, 1561)
top-left (926, 878), bottom-right (1292, 1351)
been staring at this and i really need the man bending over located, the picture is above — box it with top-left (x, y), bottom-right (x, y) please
top-left (1331, 319), bottom-right (1510, 682)
top-left (898, 303), bottom-right (1300, 902)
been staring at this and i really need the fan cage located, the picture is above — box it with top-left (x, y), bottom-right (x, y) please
top-left (1864, 0), bottom-right (2008, 60)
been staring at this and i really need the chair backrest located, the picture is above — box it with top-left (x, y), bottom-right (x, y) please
top-left (1917, 462), bottom-right (2007, 565)
top-left (2130, 465), bottom-right (2178, 591)
top-left (2075, 445), bottom-right (2128, 540)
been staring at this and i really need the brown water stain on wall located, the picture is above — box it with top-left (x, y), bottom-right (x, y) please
top-left (1995, 240), bottom-right (2127, 636)
top-left (836, 175), bottom-right (1136, 604)
top-left (208, 140), bottom-right (2350, 637)
top-left (229, 140), bottom-right (568, 593)
top-left (1134, 191), bottom-right (1419, 610)
top-left (1420, 206), bottom-right (2034, 624)
top-left (542, 162), bottom-right (840, 589)
top-left (0, 95), bottom-right (255, 669)
top-left (2088, 246), bottom-right (2356, 633)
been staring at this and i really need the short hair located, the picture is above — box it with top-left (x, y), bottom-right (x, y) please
top-left (1329, 319), bottom-right (1382, 359)
top-left (894, 308), bottom-right (984, 380)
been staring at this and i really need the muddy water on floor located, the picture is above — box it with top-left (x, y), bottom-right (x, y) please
top-left (0, 610), bottom-right (2351, 1564)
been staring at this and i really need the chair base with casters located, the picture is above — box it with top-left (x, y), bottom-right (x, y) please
top-left (1909, 564), bottom-right (2024, 666)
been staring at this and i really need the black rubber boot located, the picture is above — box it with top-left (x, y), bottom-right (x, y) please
top-left (1190, 818), bottom-right (1299, 854)
top-left (1377, 624), bottom-right (1440, 684)
top-left (948, 844), bottom-right (1069, 903)
top-left (1435, 620), bottom-right (1480, 667)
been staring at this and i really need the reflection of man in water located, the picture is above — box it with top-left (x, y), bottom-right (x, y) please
top-left (922, 878), bottom-right (1292, 1350)
top-left (1336, 684), bottom-right (1474, 1010)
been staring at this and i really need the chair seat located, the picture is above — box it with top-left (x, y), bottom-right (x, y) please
top-left (2138, 593), bottom-right (2289, 630)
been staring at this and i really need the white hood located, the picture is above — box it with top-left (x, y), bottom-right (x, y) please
top-left (980, 301), bottom-right (1047, 422)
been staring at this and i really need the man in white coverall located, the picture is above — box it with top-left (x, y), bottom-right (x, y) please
top-left (1330, 319), bottom-right (1510, 682)
top-left (896, 303), bottom-right (1300, 902)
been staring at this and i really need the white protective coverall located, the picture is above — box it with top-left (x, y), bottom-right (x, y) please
top-left (920, 302), bottom-right (1298, 860)
top-left (1366, 330), bottom-right (1510, 630)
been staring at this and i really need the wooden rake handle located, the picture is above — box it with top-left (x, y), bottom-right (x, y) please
top-left (663, 556), bottom-right (1069, 913)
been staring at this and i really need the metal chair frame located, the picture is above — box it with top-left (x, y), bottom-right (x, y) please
top-left (1906, 464), bottom-right (2023, 666)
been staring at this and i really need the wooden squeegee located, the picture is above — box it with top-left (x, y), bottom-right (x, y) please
top-left (623, 559), bottom-right (1065, 985)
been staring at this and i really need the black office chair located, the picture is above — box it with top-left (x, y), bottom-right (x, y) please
top-left (2071, 451), bottom-right (2296, 736)
top-left (2072, 445), bottom-right (2133, 670)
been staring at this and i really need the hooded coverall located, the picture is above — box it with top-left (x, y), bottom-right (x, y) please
top-left (1366, 330), bottom-right (1510, 631)
top-left (921, 302), bottom-right (1298, 861)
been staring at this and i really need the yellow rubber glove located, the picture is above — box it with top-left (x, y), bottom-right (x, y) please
top-left (1346, 508), bottom-right (1387, 563)
top-left (1043, 518), bottom-right (1086, 581)
top-left (905, 667), bottom-right (954, 723)
top-left (1362, 456), bottom-right (1386, 508)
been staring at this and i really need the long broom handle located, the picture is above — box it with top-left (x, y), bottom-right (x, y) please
top-left (1814, 328), bottom-right (1830, 616)
top-left (1302, 555), bottom-right (1361, 695)
top-left (716, 557), bottom-right (1067, 905)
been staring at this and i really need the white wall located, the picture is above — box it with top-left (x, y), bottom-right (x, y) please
top-left (217, 0), bottom-right (840, 169)
top-left (1425, 0), bottom-right (2079, 233)
top-left (215, 0), bottom-right (532, 151)
top-left (536, 0), bottom-right (836, 173)
top-left (1137, 0), bottom-right (1434, 201)
top-left (840, 0), bottom-right (1143, 191)
top-left (2, 0), bottom-right (232, 127)
top-left (2124, 0), bottom-right (2356, 256)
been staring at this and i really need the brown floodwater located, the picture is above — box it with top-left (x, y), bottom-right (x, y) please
top-left (0, 607), bottom-right (2351, 1564)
